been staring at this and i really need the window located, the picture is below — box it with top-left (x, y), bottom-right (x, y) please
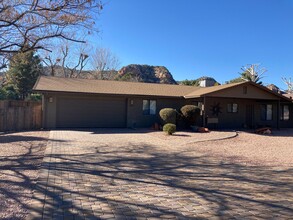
top-left (261, 104), bottom-right (273, 121)
top-left (150, 100), bottom-right (156, 115)
top-left (281, 105), bottom-right (290, 120)
top-left (143, 100), bottom-right (156, 115)
top-left (227, 103), bottom-right (238, 113)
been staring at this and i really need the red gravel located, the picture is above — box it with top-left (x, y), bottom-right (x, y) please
top-left (187, 129), bottom-right (293, 168)
top-left (0, 131), bottom-right (49, 220)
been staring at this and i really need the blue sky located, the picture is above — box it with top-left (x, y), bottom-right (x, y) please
top-left (88, 0), bottom-right (293, 89)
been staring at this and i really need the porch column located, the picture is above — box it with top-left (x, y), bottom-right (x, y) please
top-left (277, 99), bottom-right (280, 129)
top-left (125, 98), bottom-right (129, 128)
top-left (203, 96), bottom-right (206, 127)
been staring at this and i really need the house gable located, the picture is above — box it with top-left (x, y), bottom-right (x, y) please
top-left (206, 83), bottom-right (280, 100)
top-left (184, 82), bottom-right (291, 102)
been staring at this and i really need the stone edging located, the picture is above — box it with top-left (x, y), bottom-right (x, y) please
top-left (184, 131), bottom-right (238, 145)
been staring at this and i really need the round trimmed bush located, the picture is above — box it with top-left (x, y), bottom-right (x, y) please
top-left (159, 108), bottom-right (176, 125)
top-left (163, 123), bottom-right (176, 135)
top-left (180, 105), bottom-right (201, 127)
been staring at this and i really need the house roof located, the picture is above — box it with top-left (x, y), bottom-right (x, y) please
top-left (185, 80), bottom-right (293, 102)
top-left (33, 76), bottom-right (198, 98)
top-left (33, 76), bottom-right (293, 102)
top-left (248, 82), bottom-right (293, 102)
top-left (283, 93), bottom-right (293, 100)
top-left (184, 82), bottom-right (246, 98)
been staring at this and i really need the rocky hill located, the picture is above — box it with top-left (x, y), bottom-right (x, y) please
top-left (115, 64), bottom-right (177, 84)
top-left (42, 66), bottom-right (93, 79)
top-left (266, 84), bottom-right (281, 93)
top-left (42, 64), bottom-right (177, 84)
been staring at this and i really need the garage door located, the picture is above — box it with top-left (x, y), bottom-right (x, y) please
top-left (56, 96), bottom-right (126, 128)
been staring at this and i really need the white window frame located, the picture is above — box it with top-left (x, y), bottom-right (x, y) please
top-left (227, 103), bottom-right (238, 113)
top-left (261, 104), bottom-right (273, 121)
top-left (281, 105), bottom-right (290, 121)
top-left (143, 99), bottom-right (156, 115)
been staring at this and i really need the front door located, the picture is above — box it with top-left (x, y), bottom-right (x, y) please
top-left (245, 104), bottom-right (255, 129)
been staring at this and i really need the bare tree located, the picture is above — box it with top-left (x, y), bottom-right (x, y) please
top-left (0, 56), bottom-right (9, 70)
top-left (282, 77), bottom-right (293, 93)
top-left (0, 0), bottom-right (103, 69)
top-left (42, 54), bottom-right (61, 76)
top-left (240, 64), bottom-right (267, 84)
top-left (60, 45), bottom-right (70, 77)
top-left (67, 53), bottom-right (89, 78)
top-left (91, 47), bottom-right (120, 79)
top-left (42, 43), bottom-right (90, 78)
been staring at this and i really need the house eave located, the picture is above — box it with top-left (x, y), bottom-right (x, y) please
top-left (33, 89), bottom-right (186, 99)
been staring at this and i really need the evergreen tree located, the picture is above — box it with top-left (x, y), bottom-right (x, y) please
top-left (0, 85), bottom-right (19, 100)
top-left (6, 50), bottom-right (43, 99)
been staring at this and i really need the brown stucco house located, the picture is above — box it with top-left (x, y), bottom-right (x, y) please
top-left (33, 76), bottom-right (293, 129)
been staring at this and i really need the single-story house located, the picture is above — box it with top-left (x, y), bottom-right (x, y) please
top-left (33, 76), bottom-right (293, 129)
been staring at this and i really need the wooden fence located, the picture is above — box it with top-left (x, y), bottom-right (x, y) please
top-left (0, 100), bottom-right (42, 132)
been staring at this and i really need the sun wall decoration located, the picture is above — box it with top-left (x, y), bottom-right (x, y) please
top-left (210, 102), bottom-right (222, 116)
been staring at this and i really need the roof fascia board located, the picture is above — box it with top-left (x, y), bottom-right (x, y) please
top-left (35, 90), bottom-right (185, 99)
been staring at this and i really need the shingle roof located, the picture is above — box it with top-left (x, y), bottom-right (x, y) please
top-left (184, 82), bottom-right (246, 98)
top-left (283, 93), bottom-right (293, 100)
top-left (33, 76), bottom-right (293, 102)
top-left (33, 76), bottom-right (199, 97)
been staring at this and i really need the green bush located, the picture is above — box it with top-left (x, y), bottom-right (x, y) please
top-left (159, 108), bottom-right (176, 125)
top-left (0, 88), bottom-right (6, 100)
top-left (180, 105), bottom-right (201, 127)
top-left (176, 111), bottom-right (186, 129)
top-left (0, 85), bottom-right (19, 100)
top-left (163, 123), bottom-right (176, 135)
top-left (27, 93), bottom-right (42, 101)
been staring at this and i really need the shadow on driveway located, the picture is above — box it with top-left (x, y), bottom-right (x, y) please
top-left (25, 132), bottom-right (293, 219)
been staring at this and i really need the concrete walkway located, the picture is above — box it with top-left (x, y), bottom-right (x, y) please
top-left (27, 129), bottom-right (293, 219)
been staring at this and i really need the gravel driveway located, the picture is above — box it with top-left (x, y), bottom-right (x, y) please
top-left (189, 129), bottom-right (293, 168)
top-left (26, 129), bottom-right (293, 220)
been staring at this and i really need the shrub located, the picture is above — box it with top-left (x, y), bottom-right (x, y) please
top-left (27, 93), bottom-right (42, 101)
top-left (180, 105), bottom-right (201, 127)
top-left (0, 85), bottom-right (19, 100)
top-left (176, 111), bottom-right (186, 129)
top-left (0, 88), bottom-right (6, 100)
top-left (159, 108), bottom-right (176, 125)
top-left (163, 123), bottom-right (176, 135)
